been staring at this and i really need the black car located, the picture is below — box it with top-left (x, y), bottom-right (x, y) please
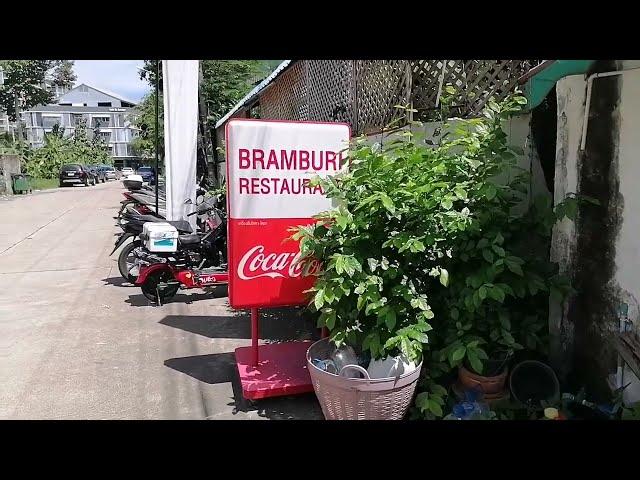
top-left (88, 165), bottom-right (106, 183)
top-left (59, 164), bottom-right (96, 187)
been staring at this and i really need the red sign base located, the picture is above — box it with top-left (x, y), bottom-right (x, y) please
top-left (235, 341), bottom-right (314, 400)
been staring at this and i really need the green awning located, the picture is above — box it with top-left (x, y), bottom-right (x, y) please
top-left (519, 60), bottom-right (596, 111)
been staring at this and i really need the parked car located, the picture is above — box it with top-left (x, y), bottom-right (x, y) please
top-left (121, 167), bottom-right (135, 177)
top-left (59, 164), bottom-right (95, 187)
top-left (100, 165), bottom-right (118, 181)
top-left (88, 165), bottom-right (106, 183)
top-left (137, 166), bottom-right (156, 185)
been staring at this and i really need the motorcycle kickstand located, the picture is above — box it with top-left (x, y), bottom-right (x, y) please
top-left (156, 287), bottom-right (163, 307)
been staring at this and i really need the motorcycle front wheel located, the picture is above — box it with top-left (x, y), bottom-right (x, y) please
top-left (118, 240), bottom-right (141, 283)
top-left (141, 269), bottom-right (179, 303)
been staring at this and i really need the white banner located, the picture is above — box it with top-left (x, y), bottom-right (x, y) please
top-left (162, 60), bottom-right (199, 228)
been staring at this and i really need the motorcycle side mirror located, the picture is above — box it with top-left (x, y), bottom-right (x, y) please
top-left (196, 195), bottom-right (204, 205)
top-left (184, 198), bottom-right (193, 205)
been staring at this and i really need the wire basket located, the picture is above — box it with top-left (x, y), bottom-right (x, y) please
top-left (307, 338), bottom-right (422, 420)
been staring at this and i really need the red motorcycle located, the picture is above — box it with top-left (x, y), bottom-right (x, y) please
top-left (134, 201), bottom-right (228, 304)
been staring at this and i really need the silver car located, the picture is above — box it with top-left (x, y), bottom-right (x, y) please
top-left (102, 166), bottom-right (117, 180)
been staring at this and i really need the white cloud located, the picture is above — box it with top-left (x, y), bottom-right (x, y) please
top-left (72, 60), bottom-right (151, 103)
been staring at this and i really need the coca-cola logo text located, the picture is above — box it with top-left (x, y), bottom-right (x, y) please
top-left (237, 245), bottom-right (321, 280)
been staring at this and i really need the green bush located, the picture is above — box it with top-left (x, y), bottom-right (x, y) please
top-left (293, 93), bottom-right (594, 419)
top-left (23, 122), bottom-right (112, 179)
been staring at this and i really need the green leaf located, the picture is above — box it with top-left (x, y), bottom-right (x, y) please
top-left (440, 268), bottom-right (449, 287)
top-left (488, 286), bottom-right (505, 303)
top-left (476, 238), bottom-right (489, 249)
top-left (314, 289), bottom-right (325, 310)
top-left (485, 184), bottom-right (497, 200)
top-left (482, 249), bottom-right (494, 263)
top-left (385, 308), bottom-right (397, 331)
top-left (475, 348), bottom-right (488, 360)
top-left (336, 214), bottom-right (348, 231)
top-left (380, 193), bottom-right (395, 213)
top-left (499, 311), bottom-right (511, 329)
top-left (357, 295), bottom-right (366, 311)
top-left (428, 400), bottom-right (443, 417)
top-left (451, 346), bottom-right (466, 363)
top-left (467, 350), bottom-right (483, 374)
top-left (454, 186), bottom-right (467, 200)
top-left (504, 256), bottom-right (524, 276)
top-left (325, 311), bottom-right (336, 330)
top-left (478, 286), bottom-right (487, 300)
top-left (415, 392), bottom-right (429, 410)
top-left (450, 307), bottom-right (459, 320)
top-left (442, 197), bottom-right (453, 210)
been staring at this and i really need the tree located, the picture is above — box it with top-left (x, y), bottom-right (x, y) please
top-left (130, 91), bottom-right (163, 162)
top-left (51, 60), bottom-right (77, 89)
top-left (138, 59), bottom-right (275, 124)
top-left (0, 60), bottom-right (54, 121)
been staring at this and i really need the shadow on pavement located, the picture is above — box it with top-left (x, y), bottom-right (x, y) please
top-left (164, 351), bottom-right (323, 420)
top-left (159, 307), bottom-right (320, 342)
top-left (102, 276), bottom-right (134, 287)
top-left (162, 306), bottom-right (324, 420)
top-left (125, 291), bottom-right (219, 307)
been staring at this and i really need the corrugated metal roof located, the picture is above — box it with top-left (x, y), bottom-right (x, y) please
top-left (215, 60), bottom-right (293, 129)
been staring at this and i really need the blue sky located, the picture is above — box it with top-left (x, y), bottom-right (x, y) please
top-left (72, 60), bottom-right (151, 104)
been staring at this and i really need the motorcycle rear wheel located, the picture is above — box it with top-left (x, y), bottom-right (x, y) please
top-left (141, 269), bottom-right (179, 303)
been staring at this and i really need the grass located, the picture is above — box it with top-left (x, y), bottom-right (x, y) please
top-left (28, 177), bottom-right (59, 191)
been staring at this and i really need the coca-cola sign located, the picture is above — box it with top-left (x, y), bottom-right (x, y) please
top-left (238, 245), bottom-right (321, 280)
top-left (226, 119), bottom-right (350, 309)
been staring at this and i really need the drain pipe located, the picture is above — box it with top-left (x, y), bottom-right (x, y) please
top-left (580, 67), bottom-right (640, 151)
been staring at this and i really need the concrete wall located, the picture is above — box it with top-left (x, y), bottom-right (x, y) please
top-left (552, 63), bottom-right (640, 403)
top-left (0, 154), bottom-right (22, 195)
top-left (366, 114), bottom-right (551, 202)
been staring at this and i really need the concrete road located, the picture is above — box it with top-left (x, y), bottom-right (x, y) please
top-left (0, 181), bottom-right (322, 419)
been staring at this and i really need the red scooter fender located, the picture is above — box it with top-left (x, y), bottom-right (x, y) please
top-left (135, 263), bottom-right (175, 286)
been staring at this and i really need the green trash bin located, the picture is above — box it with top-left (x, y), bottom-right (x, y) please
top-left (11, 174), bottom-right (32, 194)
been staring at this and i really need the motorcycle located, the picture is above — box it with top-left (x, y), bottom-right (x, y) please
top-left (111, 212), bottom-right (194, 283)
top-left (134, 201), bottom-right (228, 304)
top-left (111, 178), bottom-right (213, 282)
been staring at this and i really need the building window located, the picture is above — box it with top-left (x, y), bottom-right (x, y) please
top-left (97, 131), bottom-right (112, 143)
top-left (42, 116), bottom-right (61, 128)
top-left (92, 116), bottom-right (110, 128)
top-left (98, 102), bottom-right (112, 107)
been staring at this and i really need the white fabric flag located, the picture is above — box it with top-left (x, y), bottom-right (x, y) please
top-left (162, 60), bottom-right (199, 228)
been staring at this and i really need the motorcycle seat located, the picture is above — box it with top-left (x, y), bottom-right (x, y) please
top-left (125, 214), bottom-right (193, 234)
top-left (178, 234), bottom-right (200, 245)
top-left (167, 220), bottom-right (193, 234)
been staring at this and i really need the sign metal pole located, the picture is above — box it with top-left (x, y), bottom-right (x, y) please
top-left (251, 308), bottom-right (259, 366)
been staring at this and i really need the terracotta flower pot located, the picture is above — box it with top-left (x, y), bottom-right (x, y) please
top-left (458, 365), bottom-right (508, 396)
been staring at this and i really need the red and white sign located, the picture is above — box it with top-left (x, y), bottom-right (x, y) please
top-left (226, 119), bottom-right (350, 309)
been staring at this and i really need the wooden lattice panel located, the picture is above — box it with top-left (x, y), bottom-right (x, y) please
top-left (260, 61), bottom-right (308, 121)
top-left (410, 60), bottom-right (540, 119)
top-left (306, 60), bottom-right (355, 125)
top-left (221, 60), bottom-right (542, 138)
top-left (355, 60), bottom-right (410, 134)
